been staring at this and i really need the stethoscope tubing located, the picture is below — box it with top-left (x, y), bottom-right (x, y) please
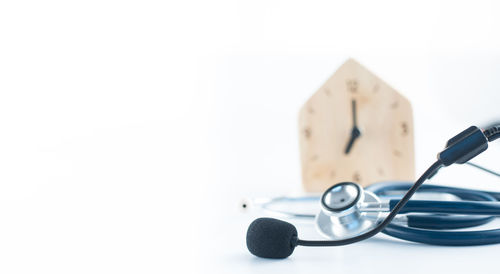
top-left (366, 182), bottom-right (499, 229)
top-left (255, 182), bottom-right (500, 218)
top-left (253, 181), bottom-right (500, 245)
top-left (369, 182), bottom-right (500, 245)
top-left (384, 224), bottom-right (500, 246)
top-left (389, 199), bottom-right (500, 215)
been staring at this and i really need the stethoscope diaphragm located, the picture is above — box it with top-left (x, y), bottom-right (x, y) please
top-left (316, 182), bottom-right (383, 240)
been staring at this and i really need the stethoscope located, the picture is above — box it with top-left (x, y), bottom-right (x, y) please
top-left (245, 125), bottom-right (500, 258)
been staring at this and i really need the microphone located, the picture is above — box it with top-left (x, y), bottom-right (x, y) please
top-left (246, 218), bottom-right (298, 259)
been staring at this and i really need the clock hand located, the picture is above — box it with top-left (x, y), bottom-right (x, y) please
top-left (352, 99), bottom-right (358, 128)
top-left (344, 127), bottom-right (361, 154)
top-left (344, 99), bottom-right (361, 154)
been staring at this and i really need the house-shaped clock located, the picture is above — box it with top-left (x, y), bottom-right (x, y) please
top-left (299, 59), bottom-right (415, 192)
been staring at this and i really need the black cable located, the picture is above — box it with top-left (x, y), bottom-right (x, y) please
top-left (297, 160), bottom-right (444, 247)
top-left (484, 125), bottom-right (500, 142)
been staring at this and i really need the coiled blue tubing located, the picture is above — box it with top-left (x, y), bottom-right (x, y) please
top-left (367, 182), bottom-right (500, 245)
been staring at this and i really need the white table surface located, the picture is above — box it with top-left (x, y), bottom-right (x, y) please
top-left (198, 144), bottom-right (500, 274)
top-left (201, 214), bottom-right (500, 274)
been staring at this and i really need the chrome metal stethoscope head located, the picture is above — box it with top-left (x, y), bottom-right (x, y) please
top-left (315, 182), bottom-right (383, 240)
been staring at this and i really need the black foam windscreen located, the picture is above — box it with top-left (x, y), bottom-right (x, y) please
top-left (246, 218), bottom-right (298, 259)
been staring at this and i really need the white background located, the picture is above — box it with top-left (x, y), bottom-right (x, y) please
top-left (1, 0), bottom-right (500, 273)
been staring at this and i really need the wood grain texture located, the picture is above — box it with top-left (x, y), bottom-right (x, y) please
top-left (299, 59), bottom-right (415, 193)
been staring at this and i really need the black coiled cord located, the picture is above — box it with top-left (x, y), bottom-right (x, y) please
top-left (484, 125), bottom-right (500, 142)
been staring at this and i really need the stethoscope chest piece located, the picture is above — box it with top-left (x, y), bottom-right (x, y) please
top-left (315, 182), bottom-right (383, 240)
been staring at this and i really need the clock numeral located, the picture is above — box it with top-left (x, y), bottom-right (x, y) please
top-left (393, 150), bottom-right (402, 157)
top-left (373, 84), bottom-right (380, 93)
top-left (377, 168), bottom-right (385, 176)
top-left (303, 127), bottom-right (311, 139)
top-left (401, 122), bottom-right (408, 136)
top-left (330, 170), bottom-right (336, 178)
top-left (352, 171), bottom-right (361, 182)
top-left (346, 79), bottom-right (358, 93)
top-left (390, 101), bottom-right (399, 109)
top-left (324, 87), bottom-right (331, 96)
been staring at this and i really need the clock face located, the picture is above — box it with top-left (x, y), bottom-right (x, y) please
top-left (299, 59), bottom-right (415, 192)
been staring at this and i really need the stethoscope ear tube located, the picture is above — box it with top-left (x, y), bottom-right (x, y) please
top-left (406, 215), bottom-right (493, 230)
top-left (369, 182), bottom-right (500, 232)
top-left (389, 200), bottom-right (500, 215)
top-left (384, 223), bottom-right (500, 246)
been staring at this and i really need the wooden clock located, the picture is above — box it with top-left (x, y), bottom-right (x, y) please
top-left (298, 58), bottom-right (415, 193)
